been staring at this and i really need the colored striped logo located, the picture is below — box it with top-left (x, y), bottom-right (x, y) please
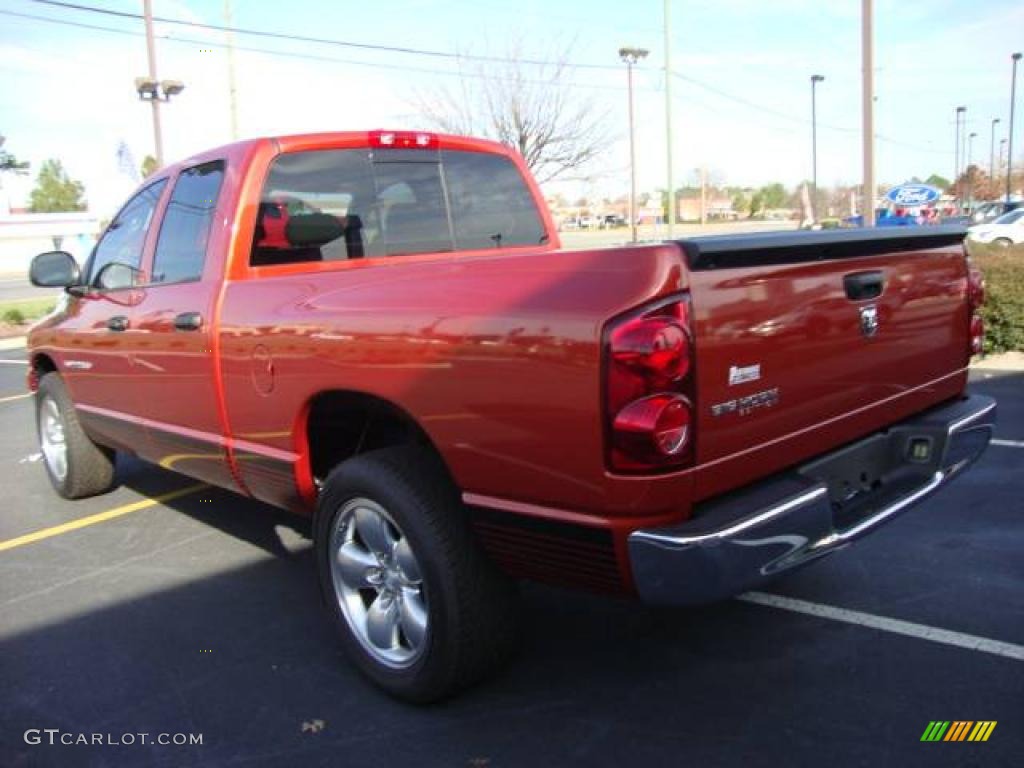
top-left (921, 721), bottom-right (997, 742)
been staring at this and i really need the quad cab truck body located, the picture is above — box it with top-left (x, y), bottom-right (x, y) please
top-left (26, 131), bottom-right (995, 701)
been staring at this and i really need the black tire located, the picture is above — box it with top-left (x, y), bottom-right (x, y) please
top-left (314, 446), bottom-right (520, 703)
top-left (35, 372), bottom-right (116, 499)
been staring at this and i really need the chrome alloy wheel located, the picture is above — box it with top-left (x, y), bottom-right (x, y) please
top-left (39, 396), bottom-right (68, 483)
top-left (329, 497), bottom-right (429, 668)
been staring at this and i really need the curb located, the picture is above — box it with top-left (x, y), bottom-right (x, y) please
top-left (0, 336), bottom-right (27, 352)
top-left (970, 351), bottom-right (1024, 373)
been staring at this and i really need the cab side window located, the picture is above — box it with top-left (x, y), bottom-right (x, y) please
top-left (151, 161), bottom-right (226, 284)
top-left (88, 179), bottom-right (167, 286)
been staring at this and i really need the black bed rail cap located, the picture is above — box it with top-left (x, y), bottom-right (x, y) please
top-left (678, 224), bottom-right (967, 270)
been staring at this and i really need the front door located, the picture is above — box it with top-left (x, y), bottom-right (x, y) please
top-left (58, 179), bottom-right (168, 452)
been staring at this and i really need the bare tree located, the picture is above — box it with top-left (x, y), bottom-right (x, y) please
top-left (411, 42), bottom-right (615, 185)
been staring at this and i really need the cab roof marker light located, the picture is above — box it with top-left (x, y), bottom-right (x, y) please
top-left (368, 130), bottom-right (438, 149)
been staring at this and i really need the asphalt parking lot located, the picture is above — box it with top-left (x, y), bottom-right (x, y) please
top-left (0, 346), bottom-right (1020, 768)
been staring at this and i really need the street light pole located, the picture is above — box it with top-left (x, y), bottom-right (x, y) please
top-left (954, 106), bottom-right (965, 211)
top-left (990, 118), bottom-right (1001, 186)
top-left (143, 0), bottom-right (163, 166)
top-left (620, 47), bottom-right (649, 243)
top-left (861, 0), bottom-right (875, 226)
top-left (1007, 52), bottom-right (1022, 203)
top-left (967, 131), bottom-right (977, 210)
top-left (811, 74), bottom-right (824, 223)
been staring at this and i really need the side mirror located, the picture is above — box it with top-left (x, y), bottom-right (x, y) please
top-left (29, 251), bottom-right (80, 288)
top-left (94, 262), bottom-right (141, 291)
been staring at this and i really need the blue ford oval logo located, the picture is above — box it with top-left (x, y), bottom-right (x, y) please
top-left (884, 184), bottom-right (941, 206)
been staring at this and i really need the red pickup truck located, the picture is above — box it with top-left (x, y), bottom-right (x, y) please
top-left (26, 130), bottom-right (995, 702)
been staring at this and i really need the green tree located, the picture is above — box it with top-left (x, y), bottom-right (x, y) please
top-left (731, 190), bottom-right (749, 217)
top-left (29, 159), bottom-right (86, 213)
top-left (759, 182), bottom-right (788, 210)
top-left (924, 173), bottom-right (950, 191)
top-left (0, 134), bottom-right (30, 173)
top-left (140, 155), bottom-right (158, 178)
top-left (749, 190), bottom-right (765, 217)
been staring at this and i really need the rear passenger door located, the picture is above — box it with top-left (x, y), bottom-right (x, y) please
top-left (127, 160), bottom-right (239, 490)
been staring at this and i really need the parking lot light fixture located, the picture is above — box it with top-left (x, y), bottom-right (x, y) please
top-left (967, 132), bottom-right (978, 208)
top-left (990, 118), bottom-right (1000, 184)
top-left (811, 75), bottom-right (825, 223)
top-left (136, 0), bottom-right (185, 169)
top-left (619, 46), bottom-right (649, 243)
top-left (1007, 52), bottom-right (1022, 203)
top-left (954, 106), bottom-right (966, 211)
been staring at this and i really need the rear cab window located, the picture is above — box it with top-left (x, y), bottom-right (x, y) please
top-left (251, 146), bottom-right (547, 267)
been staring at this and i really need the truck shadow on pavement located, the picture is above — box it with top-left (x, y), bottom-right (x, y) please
top-left (5, 456), bottom-right (1023, 767)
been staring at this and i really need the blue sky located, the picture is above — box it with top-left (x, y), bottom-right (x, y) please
top-left (1, 0), bottom-right (1021, 214)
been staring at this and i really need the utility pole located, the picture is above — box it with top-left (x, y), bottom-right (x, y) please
top-left (990, 118), bottom-right (1000, 187)
top-left (663, 0), bottom-right (674, 239)
top-left (224, 0), bottom-right (239, 140)
top-left (620, 47), bottom-right (649, 243)
top-left (861, 0), bottom-right (875, 226)
top-left (811, 74), bottom-right (824, 223)
top-left (1007, 52), bottom-right (1022, 203)
top-left (143, 0), bottom-right (163, 166)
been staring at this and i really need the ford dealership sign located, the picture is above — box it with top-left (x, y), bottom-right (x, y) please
top-left (884, 184), bottom-right (941, 206)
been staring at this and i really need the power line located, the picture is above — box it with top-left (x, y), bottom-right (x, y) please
top-left (0, 9), bottom-right (638, 93)
top-left (13, 0), bottom-right (954, 159)
top-left (26, 0), bottom-right (624, 71)
top-left (671, 71), bottom-right (951, 155)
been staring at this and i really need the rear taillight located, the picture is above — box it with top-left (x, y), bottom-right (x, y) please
top-left (967, 266), bottom-right (985, 356)
top-left (605, 296), bottom-right (694, 472)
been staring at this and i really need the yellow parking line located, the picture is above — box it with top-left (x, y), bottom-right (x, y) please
top-left (0, 483), bottom-right (207, 553)
top-left (0, 393), bottom-right (31, 404)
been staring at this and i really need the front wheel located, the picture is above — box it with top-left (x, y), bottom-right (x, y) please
top-left (315, 447), bottom-right (520, 703)
top-left (35, 373), bottom-right (116, 499)
top-left (992, 237), bottom-right (1014, 249)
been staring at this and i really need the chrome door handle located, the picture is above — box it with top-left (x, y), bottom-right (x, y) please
top-left (107, 315), bottom-right (129, 332)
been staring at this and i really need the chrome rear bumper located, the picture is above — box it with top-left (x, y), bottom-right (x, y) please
top-left (628, 395), bottom-right (996, 605)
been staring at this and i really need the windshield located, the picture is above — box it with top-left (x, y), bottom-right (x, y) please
top-left (251, 148), bottom-right (547, 266)
top-left (992, 209), bottom-right (1024, 226)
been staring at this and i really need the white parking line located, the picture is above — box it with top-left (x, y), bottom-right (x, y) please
top-left (738, 591), bottom-right (1024, 663)
top-left (992, 439), bottom-right (1024, 448)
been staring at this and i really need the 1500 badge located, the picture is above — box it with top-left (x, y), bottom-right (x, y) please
top-left (711, 387), bottom-right (780, 417)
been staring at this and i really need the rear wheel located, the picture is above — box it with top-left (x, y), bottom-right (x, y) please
top-left (35, 373), bottom-right (115, 499)
top-left (315, 446), bottom-right (519, 703)
top-left (992, 237), bottom-right (1014, 249)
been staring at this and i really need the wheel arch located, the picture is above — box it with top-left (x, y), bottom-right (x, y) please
top-left (28, 352), bottom-right (58, 391)
top-left (299, 389), bottom-right (454, 512)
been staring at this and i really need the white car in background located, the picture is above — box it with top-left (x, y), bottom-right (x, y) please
top-left (967, 208), bottom-right (1024, 247)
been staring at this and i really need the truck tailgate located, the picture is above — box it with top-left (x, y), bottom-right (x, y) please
top-left (681, 228), bottom-right (971, 493)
